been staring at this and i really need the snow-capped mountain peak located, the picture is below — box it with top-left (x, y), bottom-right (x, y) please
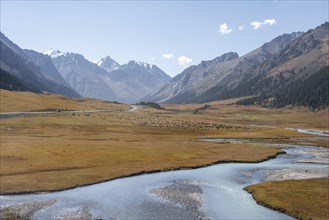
top-left (136, 61), bottom-right (149, 68)
top-left (128, 60), bottom-right (154, 70)
top-left (44, 49), bottom-right (66, 58)
top-left (95, 56), bottom-right (120, 72)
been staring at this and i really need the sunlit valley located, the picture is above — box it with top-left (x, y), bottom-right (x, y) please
top-left (0, 1), bottom-right (328, 220)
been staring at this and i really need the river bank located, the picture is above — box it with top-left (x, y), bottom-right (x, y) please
top-left (245, 178), bottom-right (329, 220)
top-left (1, 142), bottom-right (328, 219)
top-left (0, 151), bottom-right (285, 196)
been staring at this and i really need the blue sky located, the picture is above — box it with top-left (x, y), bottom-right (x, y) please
top-left (1, 1), bottom-right (328, 77)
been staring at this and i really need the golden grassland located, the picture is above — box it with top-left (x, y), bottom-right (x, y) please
top-left (1, 113), bottom-right (284, 193)
top-left (164, 102), bottom-right (329, 131)
top-left (0, 90), bottom-right (328, 194)
top-left (0, 89), bottom-right (129, 112)
top-left (244, 178), bottom-right (329, 220)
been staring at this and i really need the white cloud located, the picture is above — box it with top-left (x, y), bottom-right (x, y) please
top-left (238, 25), bottom-right (245, 30)
top-left (218, 23), bottom-right (233, 35)
top-left (162, 53), bottom-right (174, 59)
top-left (264, 19), bottom-right (276, 25)
top-left (178, 56), bottom-right (192, 67)
top-left (251, 21), bottom-right (262, 30)
top-left (149, 57), bottom-right (155, 61)
top-left (251, 19), bottom-right (277, 30)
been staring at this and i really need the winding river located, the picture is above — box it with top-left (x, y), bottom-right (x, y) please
top-left (1, 129), bottom-right (328, 219)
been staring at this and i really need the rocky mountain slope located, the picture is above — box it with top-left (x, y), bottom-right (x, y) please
top-left (144, 32), bottom-right (304, 104)
top-left (0, 68), bottom-right (41, 93)
top-left (237, 66), bottom-right (329, 109)
top-left (23, 49), bottom-right (68, 86)
top-left (237, 22), bottom-right (329, 109)
top-left (145, 22), bottom-right (328, 109)
top-left (0, 33), bottom-right (80, 97)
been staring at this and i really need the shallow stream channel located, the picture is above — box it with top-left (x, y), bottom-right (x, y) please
top-left (1, 129), bottom-right (328, 219)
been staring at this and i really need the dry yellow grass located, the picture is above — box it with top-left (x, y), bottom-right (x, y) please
top-left (164, 101), bottom-right (328, 132)
top-left (245, 178), bottom-right (329, 220)
top-left (203, 104), bottom-right (329, 131)
top-left (0, 113), bottom-right (284, 193)
top-left (0, 89), bottom-right (129, 112)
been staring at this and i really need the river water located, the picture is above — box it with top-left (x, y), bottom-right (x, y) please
top-left (1, 130), bottom-right (328, 219)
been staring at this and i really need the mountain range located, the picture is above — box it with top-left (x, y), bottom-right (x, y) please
top-left (44, 50), bottom-right (172, 103)
top-left (1, 22), bottom-right (328, 109)
top-left (143, 22), bottom-right (328, 109)
top-left (0, 33), bottom-right (171, 103)
top-left (100, 60), bottom-right (171, 103)
top-left (44, 50), bottom-right (118, 101)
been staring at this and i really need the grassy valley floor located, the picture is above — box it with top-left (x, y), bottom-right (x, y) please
top-left (0, 90), bottom-right (328, 219)
top-left (1, 113), bottom-right (285, 193)
top-left (244, 178), bottom-right (329, 220)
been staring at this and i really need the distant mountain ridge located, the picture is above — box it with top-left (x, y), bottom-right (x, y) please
top-left (43, 49), bottom-right (171, 103)
top-left (94, 58), bottom-right (171, 103)
top-left (44, 49), bottom-right (118, 101)
top-left (144, 22), bottom-right (329, 109)
top-left (104, 60), bottom-right (171, 103)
